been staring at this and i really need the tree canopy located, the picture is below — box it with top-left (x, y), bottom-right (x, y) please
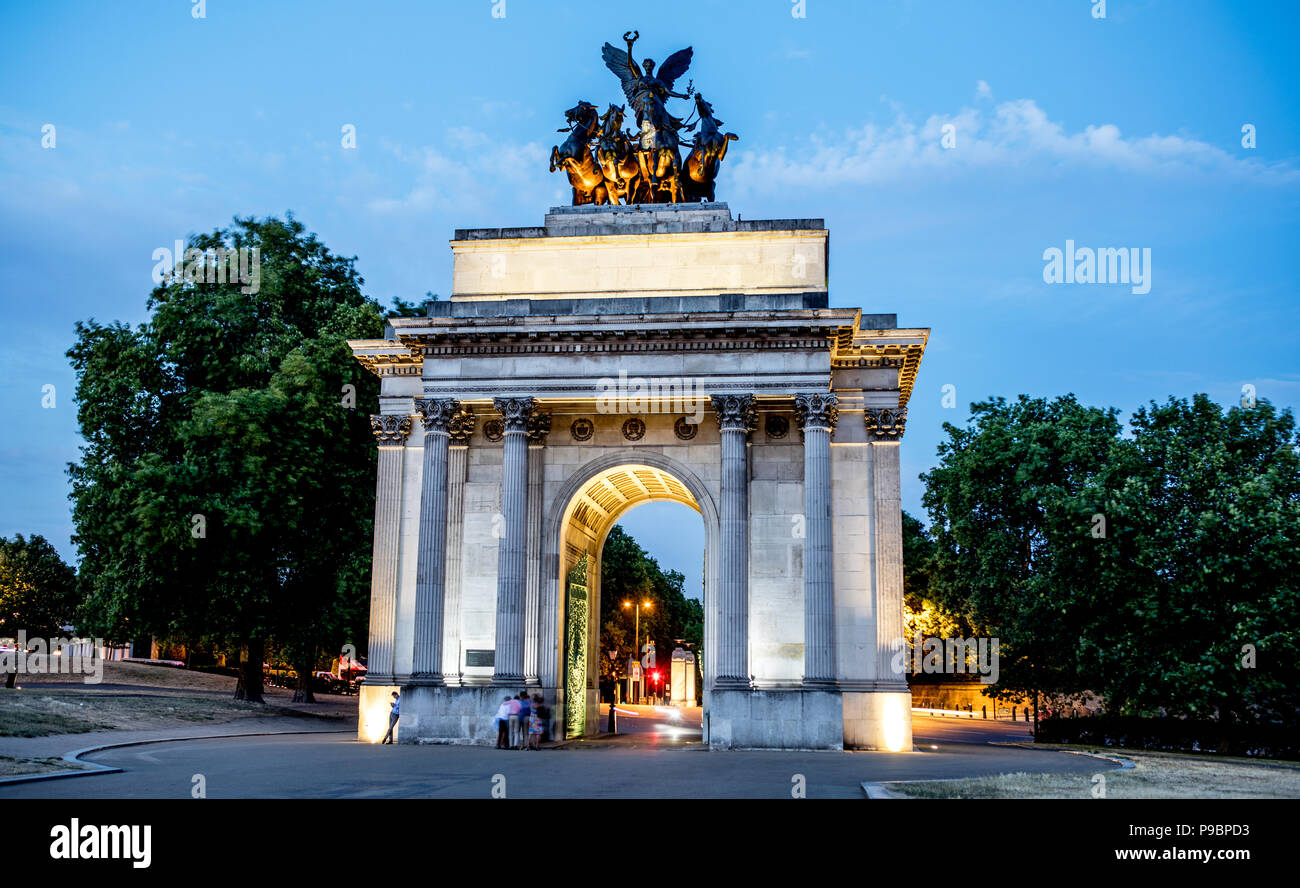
top-left (598, 525), bottom-right (703, 698)
top-left (0, 534), bottom-right (79, 687)
top-left (67, 215), bottom-right (386, 701)
top-left (918, 393), bottom-right (1300, 728)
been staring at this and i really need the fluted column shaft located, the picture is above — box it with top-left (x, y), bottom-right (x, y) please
top-left (410, 399), bottom-right (468, 684)
top-left (872, 441), bottom-right (907, 684)
top-left (493, 397), bottom-right (544, 684)
top-left (367, 414), bottom-right (411, 683)
top-left (711, 394), bottom-right (756, 689)
top-left (441, 444), bottom-right (469, 683)
top-left (524, 443), bottom-right (545, 684)
top-left (795, 393), bottom-right (839, 686)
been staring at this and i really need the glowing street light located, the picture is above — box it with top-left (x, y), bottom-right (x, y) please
top-left (622, 599), bottom-right (652, 657)
top-left (622, 599), bottom-right (652, 702)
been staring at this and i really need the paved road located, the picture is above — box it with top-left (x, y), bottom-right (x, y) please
top-left (601, 703), bottom-right (703, 741)
top-left (0, 714), bottom-right (1107, 799)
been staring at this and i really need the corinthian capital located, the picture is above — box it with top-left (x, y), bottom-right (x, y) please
top-left (526, 409), bottom-right (552, 444)
top-left (370, 414), bottom-right (412, 445)
top-left (710, 394), bottom-right (758, 434)
top-left (415, 398), bottom-right (475, 443)
top-left (864, 407), bottom-right (907, 441)
top-left (793, 393), bottom-right (840, 432)
top-left (414, 398), bottom-right (460, 434)
top-left (493, 397), bottom-right (550, 439)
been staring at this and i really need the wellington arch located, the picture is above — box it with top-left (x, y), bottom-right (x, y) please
top-left (349, 202), bottom-right (929, 750)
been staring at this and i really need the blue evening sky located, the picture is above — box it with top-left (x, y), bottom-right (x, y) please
top-left (2, 1), bottom-right (1297, 604)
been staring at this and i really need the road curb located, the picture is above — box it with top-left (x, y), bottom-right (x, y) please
top-left (0, 728), bottom-right (351, 786)
top-left (861, 781), bottom-right (903, 799)
top-left (997, 742), bottom-right (1136, 770)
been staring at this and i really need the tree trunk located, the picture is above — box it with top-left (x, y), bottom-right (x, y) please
top-left (292, 654), bottom-right (316, 704)
top-left (233, 637), bottom-right (265, 704)
top-left (4, 670), bottom-right (15, 689)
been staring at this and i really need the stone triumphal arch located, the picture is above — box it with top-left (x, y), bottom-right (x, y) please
top-left (350, 203), bottom-right (927, 750)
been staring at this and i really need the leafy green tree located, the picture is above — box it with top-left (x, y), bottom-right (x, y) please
top-left (920, 391), bottom-right (1300, 738)
top-left (1093, 396), bottom-right (1300, 730)
top-left (921, 394), bottom-right (1123, 712)
top-left (901, 511), bottom-right (971, 645)
top-left (598, 525), bottom-right (703, 700)
top-left (389, 292), bottom-right (440, 317)
top-left (68, 215), bottom-right (384, 702)
top-left (0, 535), bottom-right (79, 688)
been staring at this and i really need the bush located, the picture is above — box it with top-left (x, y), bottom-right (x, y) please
top-left (1037, 715), bottom-right (1299, 760)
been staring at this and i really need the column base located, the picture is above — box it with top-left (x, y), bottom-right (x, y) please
top-left (707, 688), bottom-right (843, 750)
top-left (712, 676), bottom-right (752, 691)
top-left (801, 678), bottom-right (839, 690)
top-left (404, 674), bottom-right (445, 688)
top-left (386, 685), bottom-right (523, 746)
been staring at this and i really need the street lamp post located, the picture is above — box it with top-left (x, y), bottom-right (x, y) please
top-left (622, 599), bottom-right (651, 703)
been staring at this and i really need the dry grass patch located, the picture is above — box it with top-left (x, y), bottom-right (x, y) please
top-left (0, 755), bottom-right (90, 777)
top-left (0, 689), bottom-right (337, 738)
top-left (13, 660), bottom-right (236, 692)
top-left (891, 748), bottom-right (1300, 799)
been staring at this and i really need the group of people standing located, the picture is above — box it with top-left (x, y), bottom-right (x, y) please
top-left (377, 689), bottom-right (554, 748)
top-left (496, 691), bottom-right (550, 750)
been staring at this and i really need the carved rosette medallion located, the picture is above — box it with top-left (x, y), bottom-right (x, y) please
top-left (864, 407), bottom-right (907, 441)
top-left (673, 416), bottom-right (698, 440)
top-left (483, 420), bottom-right (504, 442)
top-left (622, 417), bottom-right (646, 441)
top-left (764, 415), bottom-right (789, 439)
top-left (571, 418), bottom-right (595, 442)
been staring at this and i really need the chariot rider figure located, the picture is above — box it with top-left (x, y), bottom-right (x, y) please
top-left (602, 30), bottom-right (694, 151)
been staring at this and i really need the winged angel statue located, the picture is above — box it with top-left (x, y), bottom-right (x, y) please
top-left (550, 31), bottom-right (736, 205)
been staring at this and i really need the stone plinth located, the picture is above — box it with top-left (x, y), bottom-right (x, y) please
top-left (450, 203), bottom-right (828, 302)
top-left (842, 689), bottom-right (913, 752)
top-left (707, 689), bottom-right (843, 750)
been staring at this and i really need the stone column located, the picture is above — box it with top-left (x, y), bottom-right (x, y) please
top-left (524, 413), bottom-right (550, 685)
top-left (440, 439), bottom-right (470, 684)
top-left (409, 399), bottom-right (473, 685)
top-left (366, 414), bottom-right (411, 684)
top-left (492, 397), bottom-right (547, 685)
top-left (795, 393), bottom-right (839, 687)
top-left (711, 394), bottom-right (757, 689)
top-left (865, 408), bottom-right (908, 686)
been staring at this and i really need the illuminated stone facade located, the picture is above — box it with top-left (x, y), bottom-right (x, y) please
top-left (351, 204), bottom-right (927, 750)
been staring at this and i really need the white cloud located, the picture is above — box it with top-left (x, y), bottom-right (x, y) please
top-left (975, 80), bottom-right (993, 100)
top-left (728, 96), bottom-right (1299, 194)
top-left (364, 133), bottom-right (552, 217)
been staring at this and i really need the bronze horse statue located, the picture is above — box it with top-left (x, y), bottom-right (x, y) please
top-left (681, 93), bottom-right (737, 202)
top-left (550, 101), bottom-right (608, 205)
top-left (595, 104), bottom-right (643, 205)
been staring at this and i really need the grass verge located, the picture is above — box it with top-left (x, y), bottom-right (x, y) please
top-left (890, 747), bottom-right (1300, 798)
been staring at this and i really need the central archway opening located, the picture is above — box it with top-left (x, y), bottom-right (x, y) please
top-left (557, 461), bottom-right (712, 742)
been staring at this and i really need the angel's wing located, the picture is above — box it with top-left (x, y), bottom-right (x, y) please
top-left (601, 42), bottom-right (638, 105)
top-left (657, 47), bottom-right (693, 92)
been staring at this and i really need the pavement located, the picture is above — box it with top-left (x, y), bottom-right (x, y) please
top-left (0, 710), bottom-right (1112, 799)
